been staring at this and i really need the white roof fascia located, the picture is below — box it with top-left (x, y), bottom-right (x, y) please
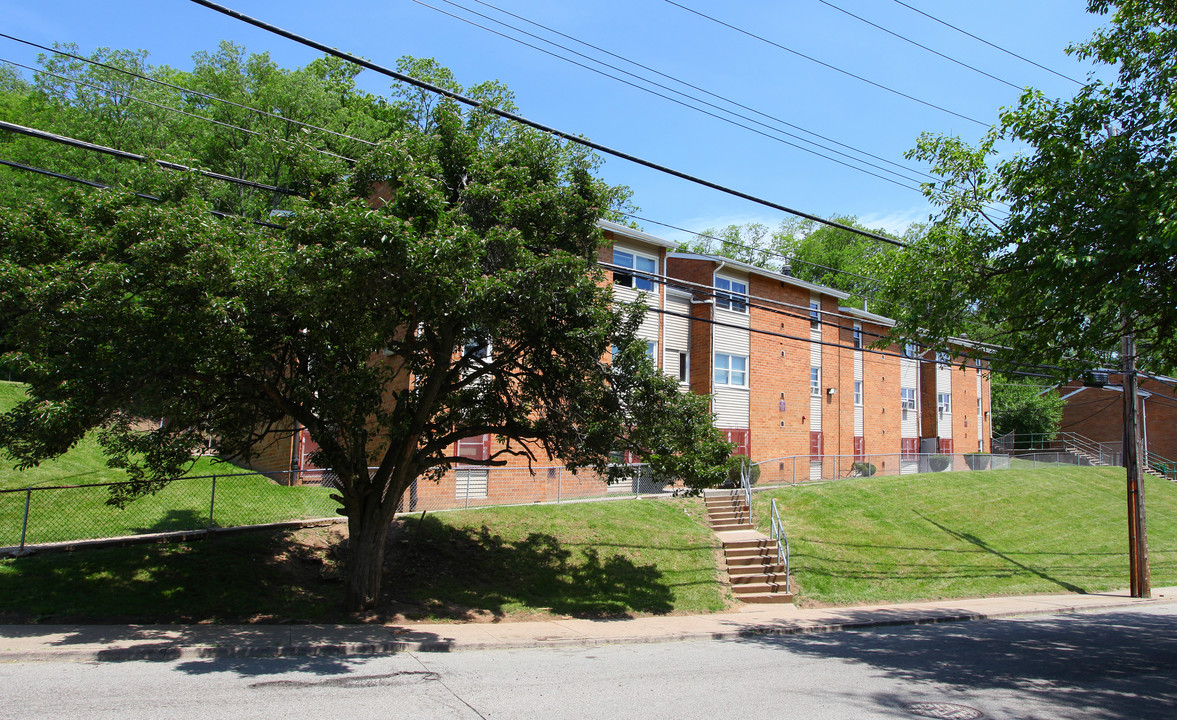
top-left (598, 219), bottom-right (680, 250)
top-left (668, 252), bottom-right (851, 300)
top-left (839, 306), bottom-right (896, 327)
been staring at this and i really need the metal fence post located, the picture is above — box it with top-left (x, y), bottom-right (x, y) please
top-left (792, 455), bottom-right (797, 485)
top-left (207, 475), bottom-right (217, 536)
top-left (19, 487), bottom-right (31, 553)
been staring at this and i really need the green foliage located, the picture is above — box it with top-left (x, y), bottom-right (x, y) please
top-left (0, 65), bottom-right (727, 610)
top-left (851, 461), bottom-right (876, 477)
top-left (726, 455), bottom-right (761, 485)
top-left (878, 1), bottom-right (1177, 376)
top-left (677, 216), bottom-right (898, 309)
top-left (991, 377), bottom-right (1065, 440)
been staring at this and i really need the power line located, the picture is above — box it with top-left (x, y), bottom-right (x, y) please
top-left (415, 1), bottom-right (924, 193)
top-left (0, 156), bottom-right (288, 228)
top-left (0, 120), bottom-right (298, 195)
top-left (0, 57), bottom-right (356, 164)
top-left (0, 32), bottom-right (380, 148)
top-left (812, 0), bottom-right (1024, 91)
top-left (187, 0), bottom-right (909, 249)
top-left (420, 0), bottom-right (933, 190)
top-left (663, 0), bottom-right (990, 127)
top-left (889, 0), bottom-right (1085, 87)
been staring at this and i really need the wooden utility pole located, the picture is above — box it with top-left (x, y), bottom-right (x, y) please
top-left (1122, 329), bottom-right (1151, 598)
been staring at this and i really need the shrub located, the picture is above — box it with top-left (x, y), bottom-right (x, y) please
top-left (964, 453), bottom-right (991, 470)
top-left (929, 455), bottom-right (951, 472)
top-left (726, 456), bottom-right (761, 485)
top-left (852, 461), bottom-right (876, 477)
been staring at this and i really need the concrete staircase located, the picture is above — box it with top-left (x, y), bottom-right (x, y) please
top-left (704, 489), bottom-right (793, 604)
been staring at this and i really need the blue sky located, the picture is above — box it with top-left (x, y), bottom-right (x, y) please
top-left (1, 0), bottom-right (1111, 242)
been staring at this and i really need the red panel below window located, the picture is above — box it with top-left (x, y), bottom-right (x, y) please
top-left (809, 431), bottom-right (824, 461)
top-left (455, 434), bottom-right (492, 464)
top-left (723, 429), bottom-right (751, 457)
top-left (853, 436), bottom-right (864, 462)
top-left (939, 438), bottom-right (954, 454)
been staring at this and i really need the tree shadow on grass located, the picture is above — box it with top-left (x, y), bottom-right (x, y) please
top-left (132, 509), bottom-right (209, 534)
top-left (384, 515), bottom-right (675, 621)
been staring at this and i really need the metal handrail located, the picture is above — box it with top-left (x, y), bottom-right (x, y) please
top-left (740, 461), bottom-right (752, 521)
top-left (769, 498), bottom-right (790, 594)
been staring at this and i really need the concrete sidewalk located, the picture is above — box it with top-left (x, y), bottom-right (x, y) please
top-left (3, 587), bottom-right (1174, 662)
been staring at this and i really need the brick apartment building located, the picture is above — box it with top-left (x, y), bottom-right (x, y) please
top-left (1058, 373), bottom-right (1177, 464)
top-left (243, 220), bottom-right (991, 498)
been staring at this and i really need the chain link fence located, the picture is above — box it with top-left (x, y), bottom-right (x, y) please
top-left (1, 463), bottom-right (663, 552)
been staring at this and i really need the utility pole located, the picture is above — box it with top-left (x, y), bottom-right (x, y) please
top-left (1122, 327), bottom-right (1150, 598)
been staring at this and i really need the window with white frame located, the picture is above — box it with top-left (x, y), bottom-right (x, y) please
top-left (901, 387), bottom-right (917, 411)
top-left (714, 277), bottom-right (747, 312)
top-left (938, 392), bottom-right (951, 415)
top-left (714, 353), bottom-right (747, 386)
top-left (937, 350), bottom-right (950, 364)
top-left (902, 343), bottom-right (919, 358)
top-left (645, 341), bottom-right (657, 364)
top-left (854, 380), bottom-right (863, 406)
top-left (853, 324), bottom-right (862, 349)
top-left (810, 367), bottom-right (820, 396)
top-left (612, 249), bottom-right (656, 292)
top-left (678, 351), bottom-right (689, 383)
top-left (809, 301), bottom-right (820, 328)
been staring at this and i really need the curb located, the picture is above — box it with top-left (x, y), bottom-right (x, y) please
top-left (6, 593), bottom-right (1175, 662)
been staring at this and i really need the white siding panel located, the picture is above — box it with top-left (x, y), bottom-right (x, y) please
top-left (938, 364), bottom-right (953, 439)
top-left (714, 387), bottom-right (749, 428)
top-left (854, 406), bottom-right (864, 436)
top-left (810, 394), bottom-right (822, 428)
top-left (900, 358), bottom-right (918, 438)
top-left (714, 310), bottom-right (750, 352)
top-left (664, 294), bottom-right (690, 351)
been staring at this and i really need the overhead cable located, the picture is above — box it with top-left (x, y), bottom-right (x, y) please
top-left (0, 156), bottom-right (288, 228)
top-left (889, 0), bottom-right (1085, 86)
top-left (663, 0), bottom-right (989, 127)
top-left (418, 0), bottom-right (929, 190)
top-left (0, 120), bottom-right (298, 195)
top-left (0, 57), bottom-right (356, 164)
top-left (0, 31), bottom-right (379, 148)
top-left (812, 0), bottom-right (1024, 90)
top-left (187, 0), bottom-right (908, 248)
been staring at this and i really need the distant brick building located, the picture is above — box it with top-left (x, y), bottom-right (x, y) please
top-left (1058, 374), bottom-right (1177, 463)
top-left (241, 220), bottom-right (992, 497)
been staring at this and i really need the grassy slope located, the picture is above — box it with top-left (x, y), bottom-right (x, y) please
top-left (755, 466), bottom-right (1177, 606)
top-left (0, 498), bottom-right (726, 623)
top-left (0, 381), bottom-right (338, 544)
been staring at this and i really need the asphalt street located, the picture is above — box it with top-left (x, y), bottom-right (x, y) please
top-left (4, 604), bottom-right (1175, 720)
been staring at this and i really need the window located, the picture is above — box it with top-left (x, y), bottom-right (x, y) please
top-left (645, 341), bottom-right (657, 363)
top-left (902, 342), bottom-right (919, 358)
top-left (612, 249), bottom-right (656, 292)
top-left (937, 350), bottom-right (950, 364)
top-left (854, 380), bottom-right (863, 406)
top-left (937, 392), bottom-right (952, 415)
top-left (853, 324), bottom-right (862, 349)
top-left (715, 277), bottom-right (747, 312)
top-left (715, 353), bottom-right (747, 386)
top-left (900, 387), bottom-right (917, 411)
top-left (465, 336), bottom-right (491, 361)
top-left (810, 367), bottom-right (820, 396)
top-left (978, 396), bottom-right (983, 414)
top-left (809, 301), bottom-right (820, 328)
top-left (678, 352), bottom-right (689, 383)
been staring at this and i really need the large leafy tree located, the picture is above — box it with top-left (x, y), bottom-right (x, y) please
top-left (0, 97), bottom-right (730, 610)
top-left (876, 0), bottom-right (1177, 376)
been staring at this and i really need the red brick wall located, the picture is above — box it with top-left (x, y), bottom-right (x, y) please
top-left (748, 274), bottom-right (812, 463)
top-left (1060, 375), bottom-right (1177, 460)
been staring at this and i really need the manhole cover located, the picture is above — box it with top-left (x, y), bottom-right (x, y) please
top-left (903, 702), bottom-right (984, 720)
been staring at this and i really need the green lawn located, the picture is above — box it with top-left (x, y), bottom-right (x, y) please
top-left (754, 466), bottom-right (1177, 606)
top-left (0, 497), bottom-right (726, 623)
top-left (0, 380), bottom-right (338, 545)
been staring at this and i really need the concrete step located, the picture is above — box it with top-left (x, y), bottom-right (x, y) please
top-left (731, 581), bottom-right (788, 595)
top-left (707, 511), bottom-right (749, 522)
top-left (724, 555), bottom-right (776, 569)
top-left (721, 539), bottom-right (772, 551)
top-left (728, 563), bottom-right (785, 576)
top-left (736, 592), bottom-right (795, 604)
top-left (731, 572), bottom-right (788, 585)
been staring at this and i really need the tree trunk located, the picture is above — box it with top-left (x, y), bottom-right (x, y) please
top-left (344, 498), bottom-right (394, 611)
